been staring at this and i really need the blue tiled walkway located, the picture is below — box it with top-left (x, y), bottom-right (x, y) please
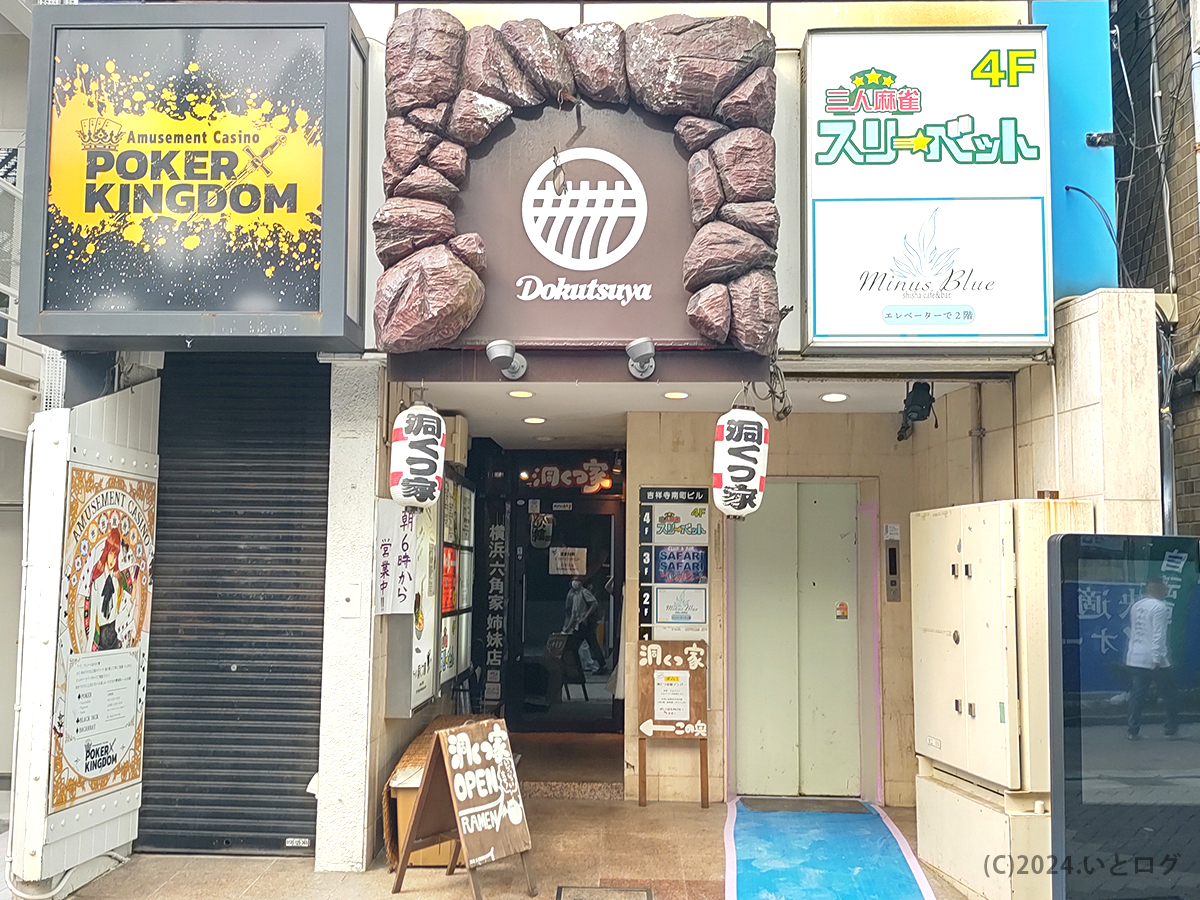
top-left (732, 801), bottom-right (929, 900)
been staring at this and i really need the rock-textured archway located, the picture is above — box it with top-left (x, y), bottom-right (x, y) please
top-left (372, 8), bottom-right (782, 356)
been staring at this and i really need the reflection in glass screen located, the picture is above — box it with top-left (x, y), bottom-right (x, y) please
top-left (1057, 535), bottom-right (1200, 900)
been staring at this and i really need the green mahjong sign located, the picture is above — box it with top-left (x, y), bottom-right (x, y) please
top-left (803, 28), bottom-right (1052, 352)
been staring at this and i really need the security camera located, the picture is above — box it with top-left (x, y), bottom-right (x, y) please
top-left (486, 339), bottom-right (527, 380)
top-left (625, 337), bottom-right (655, 380)
top-left (897, 382), bottom-right (935, 441)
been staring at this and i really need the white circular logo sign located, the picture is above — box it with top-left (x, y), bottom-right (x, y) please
top-left (521, 148), bottom-right (648, 272)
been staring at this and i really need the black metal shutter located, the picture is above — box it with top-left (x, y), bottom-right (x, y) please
top-left (137, 353), bottom-right (330, 854)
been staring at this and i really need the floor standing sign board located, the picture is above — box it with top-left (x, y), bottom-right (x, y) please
top-left (9, 389), bottom-right (160, 884)
top-left (637, 640), bottom-right (709, 807)
top-left (393, 718), bottom-right (537, 900)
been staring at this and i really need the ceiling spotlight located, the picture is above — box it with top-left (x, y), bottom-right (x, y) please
top-left (897, 382), bottom-right (936, 441)
top-left (524, 416), bottom-right (546, 425)
top-left (821, 392), bottom-right (849, 403)
top-left (664, 391), bottom-right (689, 400)
top-left (509, 389), bottom-right (534, 398)
top-left (519, 471), bottom-right (530, 480)
top-left (625, 337), bottom-right (656, 380)
top-left (486, 339), bottom-right (528, 380)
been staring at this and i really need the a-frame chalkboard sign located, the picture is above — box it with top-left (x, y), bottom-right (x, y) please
top-left (392, 718), bottom-right (537, 900)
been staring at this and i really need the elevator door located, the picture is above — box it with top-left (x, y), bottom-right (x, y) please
top-left (734, 481), bottom-right (861, 796)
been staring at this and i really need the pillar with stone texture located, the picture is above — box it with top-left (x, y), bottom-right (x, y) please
top-left (315, 360), bottom-right (385, 871)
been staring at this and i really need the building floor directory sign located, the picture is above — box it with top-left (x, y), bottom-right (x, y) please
top-left (804, 27), bottom-right (1052, 351)
top-left (638, 488), bottom-right (710, 641)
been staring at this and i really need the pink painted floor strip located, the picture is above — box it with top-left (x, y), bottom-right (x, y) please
top-left (872, 803), bottom-right (938, 900)
top-left (724, 797), bottom-right (738, 900)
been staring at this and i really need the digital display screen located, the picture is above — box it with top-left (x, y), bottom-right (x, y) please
top-left (1051, 534), bottom-right (1200, 900)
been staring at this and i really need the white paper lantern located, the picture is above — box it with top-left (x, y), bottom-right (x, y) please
top-left (713, 407), bottom-right (770, 517)
top-left (390, 403), bottom-right (446, 508)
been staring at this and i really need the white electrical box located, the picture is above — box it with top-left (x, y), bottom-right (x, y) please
top-left (913, 499), bottom-right (1094, 792)
top-left (912, 502), bottom-right (1019, 788)
top-left (911, 499), bottom-right (1094, 900)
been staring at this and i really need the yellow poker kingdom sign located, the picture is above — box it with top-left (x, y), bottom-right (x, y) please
top-left (44, 27), bottom-right (325, 313)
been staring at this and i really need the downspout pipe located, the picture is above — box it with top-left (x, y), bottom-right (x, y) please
top-left (1175, 30), bottom-right (1200, 384)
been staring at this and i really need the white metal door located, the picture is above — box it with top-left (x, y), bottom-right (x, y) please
top-left (797, 482), bottom-right (860, 796)
top-left (960, 503), bottom-right (1020, 788)
top-left (734, 482), bottom-right (800, 795)
top-left (10, 384), bottom-right (160, 883)
top-left (911, 508), bottom-right (967, 770)
top-left (735, 481), bottom-right (861, 796)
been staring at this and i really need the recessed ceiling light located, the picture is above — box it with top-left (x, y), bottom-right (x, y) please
top-left (519, 471), bottom-right (530, 480)
top-left (509, 390), bottom-right (534, 398)
top-left (821, 392), bottom-right (849, 403)
top-left (524, 417), bottom-right (546, 424)
top-left (664, 391), bottom-right (689, 400)
top-left (535, 436), bottom-right (554, 442)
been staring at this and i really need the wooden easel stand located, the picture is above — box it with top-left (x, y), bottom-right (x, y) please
top-left (637, 736), bottom-right (708, 808)
top-left (392, 733), bottom-right (537, 899)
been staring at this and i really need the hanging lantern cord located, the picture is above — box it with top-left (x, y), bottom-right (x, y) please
top-left (750, 351), bottom-right (794, 421)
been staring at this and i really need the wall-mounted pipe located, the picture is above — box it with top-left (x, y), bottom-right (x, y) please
top-left (969, 383), bottom-right (985, 503)
top-left (1159, 322), bottom-right (1178, 533)
top-left (1147, 0), bottom-right (1178, 293)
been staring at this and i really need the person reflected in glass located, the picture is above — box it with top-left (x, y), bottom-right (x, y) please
top-left (1126, 578), bottom-right (1180, 740)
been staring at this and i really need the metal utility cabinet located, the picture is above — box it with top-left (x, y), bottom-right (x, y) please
top-left (910, 500), bottom-right (1093, 900)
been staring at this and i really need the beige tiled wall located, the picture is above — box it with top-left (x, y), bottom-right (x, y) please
top-left (360, 0), bottom-right (1027, 42)
top-left (625, 409), bottom-right (923, 806)
top-left (624, 412), bottom-right (730, 804)
top-left (626, 322), bottom-right (1153, 809)
top-left (584, 3), bottom-right (767, 25)
top-left (393, 3), bottom-right (583, 29)
top-left (367, 632), bottom-right (453, 861)
top-left (0, 34), bottom-right (29, 133)
top-left (769, 1), bottom-right (1028, 49)
top-left (1013, 289), bottom-right (1161, 534)
top-left (911, 382), bottom-right (1017, 512)
top-left (359, 1), bottom-right (1030, 45)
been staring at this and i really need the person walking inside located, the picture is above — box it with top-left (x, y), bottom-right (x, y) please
top-left (1126, 578), bottom-right (1180, 740)
top-left (563, 578), bottom-right (607, 675)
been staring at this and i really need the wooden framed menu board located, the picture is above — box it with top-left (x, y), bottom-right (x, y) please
top-left (636, 640), bottom-right (709, 807)
top-left (393, 718), bottom-right (537, 899)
